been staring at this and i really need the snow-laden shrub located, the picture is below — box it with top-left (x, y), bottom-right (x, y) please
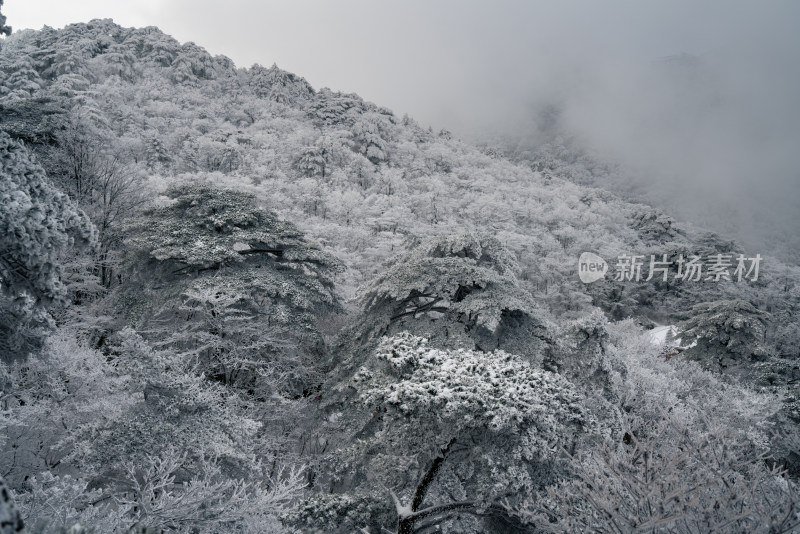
top-left (511, 416), bottom-right (800, 533)
top-left (507, 318), bottom-right (796, 533)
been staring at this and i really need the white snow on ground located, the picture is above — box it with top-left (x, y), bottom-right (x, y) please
top-left (649, 325), bottom-right (678, 345)
top-left (648, 324), bottom-right (697, 349)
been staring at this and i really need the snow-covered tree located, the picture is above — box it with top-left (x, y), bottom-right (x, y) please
top-left (629, 208), bottom-right (681, 243)
top-left (0, 56), bottom-right (42, 99)
top-left (678, 299), bottom-right (771, 369)
top-left (168, 41), bottom-right (219, 85)
top-left (158, 281), bottom-right (307, 395)
top-left (513, 416), bottom-right (800, 533)
top-left (123, 184), bottom-right (343, 392)
top-left (124, 25), bottom-right (180, 67)
top-left (248, 63), bottom-right (315, 105)
top-left (145, 133), bottom-right (170, 170)
top-left (0, 132), bottom-right (95, 302)
top-left (44, 113), bottom-right (146, 291)
top-left (294, 145), bottom-right (328, 179)
top-left (1, 329), bottom-right (303, 534)
top-left (310, 332), bottom-right (591, 533)
top-left (92, 42), bottom-right (139, 82)
top-left (356, 234), bottom-right (551, 356)
top-left (351, 112), bottom-right (393, 164)
top-left (308, 89), bottom-right (369, 128)
top-left (125, 184), bottom-right (341, 324)
top-left (545, 309), bottom-right (623, 436)
top-left (0, 0), bottom-right (10, 42)
top-left (0, 132), bottom-right (96, 359)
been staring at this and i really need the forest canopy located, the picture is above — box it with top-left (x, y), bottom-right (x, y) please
top-left (0, 17), bottom-right (798, 534)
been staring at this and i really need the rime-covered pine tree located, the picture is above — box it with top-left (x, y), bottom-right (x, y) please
top-left (356, 233), bottom-right (551, 356)
top-left (299, 332), bottom-right (591, 533)
top-left (0, 132), bottom-right (96, 359)
top-left (123, 184), bottom-right (343, 392)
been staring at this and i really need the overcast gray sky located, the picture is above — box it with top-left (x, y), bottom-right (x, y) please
top-left (4, 1), bottom-right (800, 258)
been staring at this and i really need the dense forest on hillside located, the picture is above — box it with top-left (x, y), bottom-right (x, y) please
top-left (0, 16), bottom-right (798, 534)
